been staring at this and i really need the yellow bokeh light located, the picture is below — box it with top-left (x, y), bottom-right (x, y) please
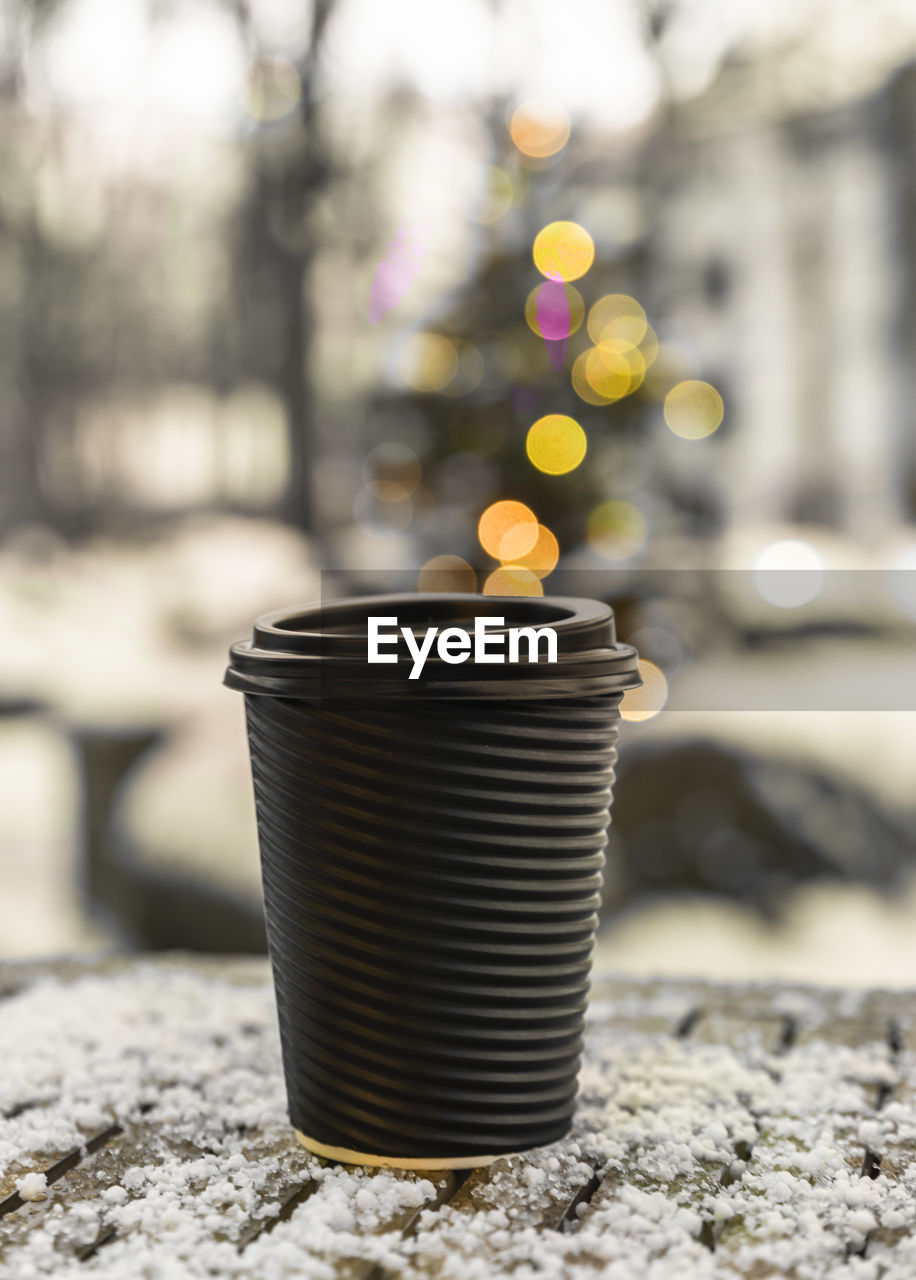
top-left (587, 500), bottom-right (647, 560)
top-left (592, 338), bottom-right (646, 394)
top-left (483, 567), bottom-right (545, 597)
top-left (572, 351), bottom-right (614, 405)
top-left (478, 500), bottom-right (539, 561)
top-left (664, 380), bottom-right (724, 439)
top-left (502, 524), bottom-right (559, 579)
top-left (620, 660), bottom-right (668, 722)
top-left (585, 345), bottom-right (631, 401)
top-left (526, 415), bottom-right (587, 476)
top-left (532, 222), bottom-right (594, 283)
top-left (621, 343), bottom-right (646, 393)
top-left (509, 100), bottom-right (571, 158)
top-left (417, 555), bottom-right (477, 594)
top-left (524, 282), bottom-right (584, 339)
top-left (398, 333), bottom-right (459, 392)
top-left (639, 323), bottom-right (659, 368)
top-left (587, 294), bottom-right (647, 347)
top-left (474, 166), bottom-right (514, 224)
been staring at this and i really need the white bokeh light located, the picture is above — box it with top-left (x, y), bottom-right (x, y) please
top-left (754, 539), bottom-right (825, 609)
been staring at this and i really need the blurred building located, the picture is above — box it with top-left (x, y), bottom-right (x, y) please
top-left (645, 60), bottom-right (916, 541)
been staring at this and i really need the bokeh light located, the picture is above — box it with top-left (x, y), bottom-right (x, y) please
top-left (572, 351), bottom-right (614, 405)
top-left (509, 100), bottom-right (571, 158)
top-left (594, 340), bottom-right (646, 396)
top-left (474, 166), bottom-right (514, 224)
top-left (754, 539), bottom-right (824, 609)
top-left (363, 443), bottom-right (421, 494)
top-left (398, 333), bottom-right (459, 392)
top-left (536, 273), bottom-right (572, 348)
top-left (532, 222), bottom-right (594, 282)
top-left (417, 555), bottom-right (477, 593)
top-left (526, 414), bottom-right (587, 475)
top-left (478, 500), bottom-right (539, 561)
top-left (584, 345), bottom-right (632, 401)
top-left (587, 294), bottom-right (647, 346)
top-left (620, 660), bottom-right (668, 722)
top-left (244, 58), bottom-right (301, 124)
top-left (525, 280), bottom-right (584, 339)
top-left (502, 524), bottom-right (559, 579)
top-left (639, 323), bottom-right (659, 369)
top-left (482, 566), bottom-right (545, 597)
top-left (621, 343), bottom-right (646, 393)
top-left (664, 380), bottom-right (724, 439)
top-left (587, 500), bottom-right (647, 559)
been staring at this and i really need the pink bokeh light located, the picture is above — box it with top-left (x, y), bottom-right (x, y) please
top-left (536, 271), bottom-right (571, 371)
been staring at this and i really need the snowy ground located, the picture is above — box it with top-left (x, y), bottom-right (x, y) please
top-left (2, 961), bottom-right (915, 1279)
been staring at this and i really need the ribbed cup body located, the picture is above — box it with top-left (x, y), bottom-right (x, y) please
top-left (243, 690), bottom-right (622, 1161)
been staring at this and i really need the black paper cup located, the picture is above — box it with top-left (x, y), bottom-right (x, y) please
top-left (225, 593), bottom-right (640, 1168)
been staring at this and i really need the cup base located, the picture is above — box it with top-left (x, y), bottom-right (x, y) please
top-left (295, 1129), bottom-right (514, 1170)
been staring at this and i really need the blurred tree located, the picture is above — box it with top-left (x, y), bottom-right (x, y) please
top-left (0, 0), bottom-right (337, 537)
top-left (224, 0), bottom-right (337, 533)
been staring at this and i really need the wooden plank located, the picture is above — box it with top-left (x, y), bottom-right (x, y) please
top-left (573, 1006), bottom-right (771, 1257)
top-left (0, 1109), bottom-right (465, 1276)
top-left (405, 1142), bottom-right (607, 1278)
top-left (569, 999), bottom-right (895, 1276)
top-left (710, 1005), bottom-right (893, 1276)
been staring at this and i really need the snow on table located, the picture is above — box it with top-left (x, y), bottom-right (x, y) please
top-left (0, 956), bottom-right (915, 1279)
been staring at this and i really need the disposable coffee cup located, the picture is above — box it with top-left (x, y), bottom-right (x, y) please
top-left (225, 593), bottom-right (640, 1168)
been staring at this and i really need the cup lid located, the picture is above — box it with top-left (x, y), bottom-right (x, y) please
top-left (224, 593), bottom-right (641, 701)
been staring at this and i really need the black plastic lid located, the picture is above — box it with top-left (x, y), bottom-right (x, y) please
top-left (225, 593), bottom-right (641, 701)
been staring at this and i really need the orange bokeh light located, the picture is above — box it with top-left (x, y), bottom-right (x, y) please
top-left (502, 524), bottom-right (559, 579)
top-left (509, 100), bottom-right (571, 158)
top-left (482, 566), bottom-right (545, 597)
top-left (478, 500), bottom-right (539, 561)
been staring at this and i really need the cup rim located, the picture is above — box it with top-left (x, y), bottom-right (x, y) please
top-left (225, 592), bottom-right (641, 700)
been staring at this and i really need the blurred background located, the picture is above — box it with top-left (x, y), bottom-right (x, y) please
top-left (2, 0), bottom-right (915, 985)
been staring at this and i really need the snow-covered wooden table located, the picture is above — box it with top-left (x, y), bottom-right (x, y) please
top-left (1, 955), bottom-right (915, 1279)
